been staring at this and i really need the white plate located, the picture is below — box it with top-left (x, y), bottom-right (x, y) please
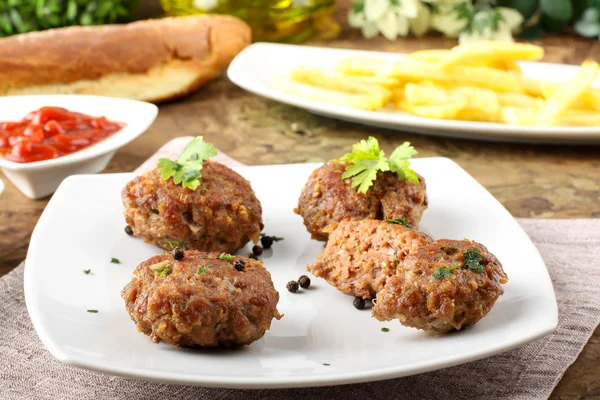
top-left (228, 43), bottom-right (600, 144)
top-left (25, 159), bottom-right (558, 388)
top-left (0, 95), bottom-right (158, 199)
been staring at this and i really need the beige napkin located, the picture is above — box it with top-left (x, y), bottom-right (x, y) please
top-left (1, 138), bottom-right (599, 399)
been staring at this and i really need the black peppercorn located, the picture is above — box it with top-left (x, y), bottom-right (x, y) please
top-left (286, 281), bottom-right (299, 293)
top-left (353, 297), bottom-right (365, 310)
top-left (172, 247), bottom-right (185, 260)
top-left (298, 275), bottom-right (311, 289)
top-left (260, 236), bottom-right (274, 249)
top-left (233, 259), bottom-right (246, 271)
top-left (252, 245), bottom-right (263, 256)
top-left (248, 254), bottom-right (258, 260)
top-left (124, 225), bottom-right (133, 236)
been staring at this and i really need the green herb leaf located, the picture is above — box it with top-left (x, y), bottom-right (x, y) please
top-left (496, 0), bottom-right (539, 20)
top-left (219, 253), bottom-right (235, 261)
top-left (540, 0), bottom-right (573, 21)
top-left (381, 327), bottom-right (390, 332)
top-left (351, 1), bottom-right (364, 13)
top-left (154, 265), bottom-right (172, 278)
top-left (464, 248), bottom-right (485, 273)
top-left (157, 136), bottom-right (218, 190)
top-left (432, 264), bottom-right (461, 280)
top-left (87, 309), bottom-right (98, 313)
top-left (337, 137), bottom-right (389, 194)
top-left (197, 267), bottom-right (209, 275)
top-left (385, 218), bottom-right (413, 228)
top-left (322, 363), bottom-right (331, 366)
top-left (110, 258), bottom-right (120, 264)
top-left (162, 240), bottom-right (185, 250)
top-left (83, 269), bottom-right (92, 275)
top-left (388, 142), bottom-right (418, 183)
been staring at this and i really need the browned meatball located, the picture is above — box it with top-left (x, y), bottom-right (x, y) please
top-left (122, 161), bottom-right (262, 253)
top-left (373, 239), bottom-right (508, 332)
top-left (307, 219), bottom-right (432, 299)
top-left (121, 251), bottom-right (282, 347)
top-left (296, 161), bottom-right (428, 240)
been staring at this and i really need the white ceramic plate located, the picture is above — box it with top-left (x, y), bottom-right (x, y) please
top-left (25, 159), bottom-right (558, 388)
top-left (0, 95), bottom-right (158, 199)
top-left (228, 43), bottom-right (600, 144)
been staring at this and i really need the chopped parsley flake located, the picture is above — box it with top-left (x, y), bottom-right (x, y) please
top-left (381, 327), bottom-right (390, 332)
top-left (157, 136), bottom-right (218, 190)
top-left (154, 265), bottom-right (172, 278)
top-left (464, 248), bottom-right (485, 273)
top-left (335, 137), bottom-right (418, 194)
top-left (197, 267), bottom-right (209, 275)
top-left (433, 265), bottom-right (461, 280)
top-left (219, 253), bottom-right (235, 261)
top-left (87, 309), bottom-right (98, 313)
top-left (83, 269), bottom-right (92, 275)
top-left (110, 258), bottom-right (120, 264)
top-left (163, 240), bottom-right (185, 250)
top-left (322, 363), bottom-right (331, 366)
top-left (385, 218), bottom-right (413, 228)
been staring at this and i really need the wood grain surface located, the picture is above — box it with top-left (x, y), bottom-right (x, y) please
top-left (1, 0), bottom-right (599, 397)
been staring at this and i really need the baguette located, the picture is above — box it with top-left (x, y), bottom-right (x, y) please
top-left (0, 15), bottom-right (251, 103)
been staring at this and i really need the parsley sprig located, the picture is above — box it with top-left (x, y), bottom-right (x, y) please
top-left (335, 137), bottom-right (418, 194)
top-left (385, 217), bottom-right (413, 228)
top-left (433, 265), bottom-right (461, 280)
top-left (157, 136), bottom-right (218, 190)
top-left (464, 248), bottom-right (485, 273)
top-left (432, 247), bottom-right (486, 279)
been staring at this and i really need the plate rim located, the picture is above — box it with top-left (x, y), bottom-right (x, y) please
top-left (228, 42), bottom-right (600, 143)
top-left (24, 159), bottom-right (559, 389)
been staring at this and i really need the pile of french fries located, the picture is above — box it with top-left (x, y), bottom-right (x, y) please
top-left (276, 41), bottom-right (600, 127)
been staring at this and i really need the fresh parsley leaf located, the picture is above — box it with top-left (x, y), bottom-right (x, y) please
top-left (162, 240), bottom-right (185, 250)
top-left (219, 253), bottom-right (235, 261)
top-left (110, 258), bottom-right (120, 264)
top-left (388, 142), bottom-right (418, 183)
top-left (336, 137), bottom-right (390, 194)
top-left (154, 265), bottom-right (172, 278)
top-left (197, 267), bottom-right (209, 275)
top-left (83, 269), bottom-right (92, 275)
top-left (87, 309), bottom-right (98, 313)
top-left (464, 248), bottom-right (484, 273)
top-left (385, 218), bottom-right (413, 228)
top-left (322, 363), bottom-right (331, 366)
top-left (381, 327), bottom-right (390, 332)
top-left (432, 265), bottom-right (461, 280)
top-left (157, 136), bottom-right (218, 190)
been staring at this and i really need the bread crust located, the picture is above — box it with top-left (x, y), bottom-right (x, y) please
top-left (0, 15), bottom-right (251, 102)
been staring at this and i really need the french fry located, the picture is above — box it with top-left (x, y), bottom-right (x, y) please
top-left (352, 75), bottom-right (403, 88)
top-left (398, 99), bottom-right (466, 120)
top-left (452, 87), bottom-right (501, 122)
top-left (537, 60), bottom-right (600, 126)
top-left (291, 66), bottom-right (391, 100)
top-left (380, 59), bottom-right (524, 93)
top-left (540, 81), bottom-right (600, 111)
top-left (496, 92), bottom-right (543, 109)
top-left (438, 41), bottom-right (544, 71)
top-left (274, 76), bottom-right (386, 111)
top-left (404, 83), bottom-right (455, 105)
top-left (406, 49), bottom-right (449, 62)
top-left (501, 107), bottom-right (537, 126)
top-left (335, 57), bottom-right (385, 76)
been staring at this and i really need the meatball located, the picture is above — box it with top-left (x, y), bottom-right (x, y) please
top-left (373, 239), bottom-right (508, 332)
top-left (122, 161), bottom-right (262, 253)
top-left (307, 219), bottom-right (432, 299)
top-left (121, 251), bottom-right (282, 347)
top-left (296, 161), bottom-right (428, 240)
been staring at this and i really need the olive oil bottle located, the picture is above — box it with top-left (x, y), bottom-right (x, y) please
top-left (160, 0), bottom-right (336, 42)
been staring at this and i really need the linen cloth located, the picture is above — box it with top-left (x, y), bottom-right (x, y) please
top-left (1, 138), bottom-right (599, 399)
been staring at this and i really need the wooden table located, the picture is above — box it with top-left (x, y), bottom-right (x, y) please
top-left (1, 1), bottom-right (599, 397)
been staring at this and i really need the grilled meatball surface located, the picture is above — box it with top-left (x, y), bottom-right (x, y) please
top-left (307, 219), bottom-right (432, 299)
top-left (296, 161), bottom-right (428, 240)
top-left (121, 251), bottom-right (282, 347)
top-left (122, 161), bottom-right (262, 253)
top-left (373, 239), bottom-right (508, 332)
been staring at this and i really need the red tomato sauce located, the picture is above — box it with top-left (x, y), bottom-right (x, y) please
top-left (0, 107), bottom-right (125, 163)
